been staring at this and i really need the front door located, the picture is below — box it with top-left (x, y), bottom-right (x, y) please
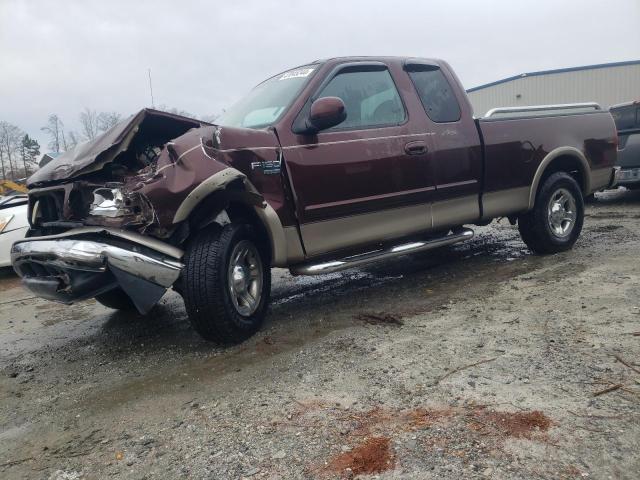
top-left (282, 63), bottom-right (437, 256)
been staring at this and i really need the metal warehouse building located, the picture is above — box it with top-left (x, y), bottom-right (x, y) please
top-left (467, 60), bottom-right (640, 117)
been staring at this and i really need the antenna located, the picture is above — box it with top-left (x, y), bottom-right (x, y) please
top-left (148, 68), bottom-right (155, 108)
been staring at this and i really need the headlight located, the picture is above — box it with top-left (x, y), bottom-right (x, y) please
top-left (90, 188), bottom-right (128, 218)
top-left (0, 213), bottom-right (14, 233)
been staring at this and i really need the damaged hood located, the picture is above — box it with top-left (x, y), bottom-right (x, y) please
top-left (28, 109), bottom-right (207, 188)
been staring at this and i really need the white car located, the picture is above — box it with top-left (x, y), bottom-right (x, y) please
top-left (0, 195), bottom-right (29, 267)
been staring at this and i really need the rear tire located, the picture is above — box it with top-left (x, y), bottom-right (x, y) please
top-left (183, 223), bottom-right (271, 343)
top-left (95, 287), bottom-right (136, 311)
top-left (518, 172), bottom-right (584, 254)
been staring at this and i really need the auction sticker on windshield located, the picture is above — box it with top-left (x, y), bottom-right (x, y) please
top-left (279, 68), bottom-right (314, 80)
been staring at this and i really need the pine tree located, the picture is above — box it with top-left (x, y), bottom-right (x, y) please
top-left (20, 134), bottom-right (40, 177)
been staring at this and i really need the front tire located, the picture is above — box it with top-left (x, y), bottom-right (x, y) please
top-left (183, 223), bottom-right (271, 343)
top-left (518, 172), bottom-right (584, 254)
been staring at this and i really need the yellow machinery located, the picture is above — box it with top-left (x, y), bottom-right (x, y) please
top-left (0, 180), bottom-right (28, 195)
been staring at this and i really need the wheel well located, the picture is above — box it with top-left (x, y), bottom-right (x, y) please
top-left (539, 155), bottom-right (586, 194)
top-left (226, 202), bottom-right (272, 262)
top-left (180, 190), bottom-right (273, 264)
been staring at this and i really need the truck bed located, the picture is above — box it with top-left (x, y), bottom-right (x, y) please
top-left (477, 108), bottom-right (617, 219)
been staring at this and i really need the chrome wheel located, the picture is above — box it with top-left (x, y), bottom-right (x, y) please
top-left (227, 240), bottom-right (263, 317)
top-left (547, 188), bottom-right (577, 238)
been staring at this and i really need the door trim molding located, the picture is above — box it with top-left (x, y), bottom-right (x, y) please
top-left (305, 185), bottom-right (436, 211)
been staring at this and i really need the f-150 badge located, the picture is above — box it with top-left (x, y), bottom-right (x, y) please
top-left (250, 160), bottom-right (281, 175)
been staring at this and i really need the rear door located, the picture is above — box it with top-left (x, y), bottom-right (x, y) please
top-left (404, 61), bottom-right (482, 228)
top-left (281, 62), bottom-right (437, 256)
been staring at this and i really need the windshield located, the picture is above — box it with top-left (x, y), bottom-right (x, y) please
top-left (216, 65), bottom-right (317, 129)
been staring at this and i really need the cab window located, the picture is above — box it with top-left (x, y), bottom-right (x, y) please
top-left (316, 69), bottom-right (406, 130)
top-left (407, 65), bottom-right (461, 123)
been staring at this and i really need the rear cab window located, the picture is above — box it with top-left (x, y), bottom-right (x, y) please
top-left (406, 64), bottom-right (461, 123)
top-left (315, 68), bottom-right (406, 130)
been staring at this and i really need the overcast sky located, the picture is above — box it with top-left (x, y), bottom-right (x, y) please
top-left (1, 0), bottom-right (639, 151)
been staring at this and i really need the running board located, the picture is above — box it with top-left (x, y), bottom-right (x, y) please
top-left (290, 228), bottom-right (474, 275)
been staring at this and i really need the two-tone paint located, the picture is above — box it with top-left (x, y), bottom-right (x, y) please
top-left (24, 57), bottom-right (617, 271)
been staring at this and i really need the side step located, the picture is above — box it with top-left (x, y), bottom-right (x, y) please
top-left (290, 228), bottom-right (474, 275)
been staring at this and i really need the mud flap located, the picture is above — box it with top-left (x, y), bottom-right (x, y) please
top-left (110, 266), bottom-right (167, 314)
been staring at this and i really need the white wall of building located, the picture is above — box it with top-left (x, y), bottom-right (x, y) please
top-left (467, 62), bottom-right (640, 117)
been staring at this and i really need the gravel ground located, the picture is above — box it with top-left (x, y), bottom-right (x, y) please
top-left (0, 188), bottom-right (639, 480)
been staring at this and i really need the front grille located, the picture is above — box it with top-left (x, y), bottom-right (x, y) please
top-left (33, 190), bottom-right (66, 224)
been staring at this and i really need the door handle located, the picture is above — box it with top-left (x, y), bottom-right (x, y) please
top-left (404, 141), bottom-right (428, 156)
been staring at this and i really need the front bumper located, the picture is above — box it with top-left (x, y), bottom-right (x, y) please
top-left (11, 228), bottom-right (184, 313)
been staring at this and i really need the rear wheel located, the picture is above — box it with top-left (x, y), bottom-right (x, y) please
top-left (183, 223), bottom-right (271, 343)
top-left (518, 172), bottom-right (584, 254)
top-left (95, 287), bottom-right (136, 311)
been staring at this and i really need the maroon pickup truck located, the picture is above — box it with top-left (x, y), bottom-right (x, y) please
top-left (12, 57), bottom-right (617, 343)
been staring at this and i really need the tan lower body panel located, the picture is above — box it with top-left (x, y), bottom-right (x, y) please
top-left (283, 226), bottom-right (305, 264)
top-left (297, 195), bottom-right (482, 259)
top-left (299, 203), bottom-right (432, 257)
top-left (482, 187), bottom-right (530, 219)
top-left (432, 195), bottom-right (479, 230)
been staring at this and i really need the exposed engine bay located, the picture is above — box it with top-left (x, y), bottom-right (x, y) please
top-left (27, 109), bottom-right (209, 238)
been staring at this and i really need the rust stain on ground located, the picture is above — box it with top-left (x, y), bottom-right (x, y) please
top-left (472, 409), bottom-right (552, 439)
top-left (404, 407), bottom-right (456, 430)
top-left (326, 436), bottom-right (395, 477)
top-left (301, 402), bottom-right (554, 476)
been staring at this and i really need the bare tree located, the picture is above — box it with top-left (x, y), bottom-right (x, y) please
top-left (0, 139), bottom-right (5, 180)
top-left (79, 108), bottom-right (99, 140)
top-left (96, 111), bottom-right (121, 132)
top-left (0, 121), bottom-right (25, 179)
top-left (67, 131), bottom-right (80, 149)
top-left (41, 114), bottom-right (67, 152)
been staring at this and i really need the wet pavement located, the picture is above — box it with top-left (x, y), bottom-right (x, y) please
top-left (1, 188), bottom-right (639, 479)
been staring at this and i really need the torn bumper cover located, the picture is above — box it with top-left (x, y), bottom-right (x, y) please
top-left (11, 229), bottom-right (183, 314)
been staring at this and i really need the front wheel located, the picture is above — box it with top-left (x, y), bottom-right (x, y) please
top-left (518, 172), bottom-right (584, 254)
top-left (183, 223), bottom-right (271, 343)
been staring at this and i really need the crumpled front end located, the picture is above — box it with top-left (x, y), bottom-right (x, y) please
top-left (15, 108), bottom-right (287, 311)
top-left (11, 228), bottom-right (183, 313)
top-left (26, 108), bottom-right (217, 239)
top-left (24, 108), bottom-right (284, 240)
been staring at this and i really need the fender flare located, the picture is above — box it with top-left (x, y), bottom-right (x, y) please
top-left (528, 146), bottom-right (591, 209)
top-left (172, 167), bottom-right (288, 266)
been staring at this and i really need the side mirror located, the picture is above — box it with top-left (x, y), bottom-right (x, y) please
top-left (307, 97), bottom-right (346, 132)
